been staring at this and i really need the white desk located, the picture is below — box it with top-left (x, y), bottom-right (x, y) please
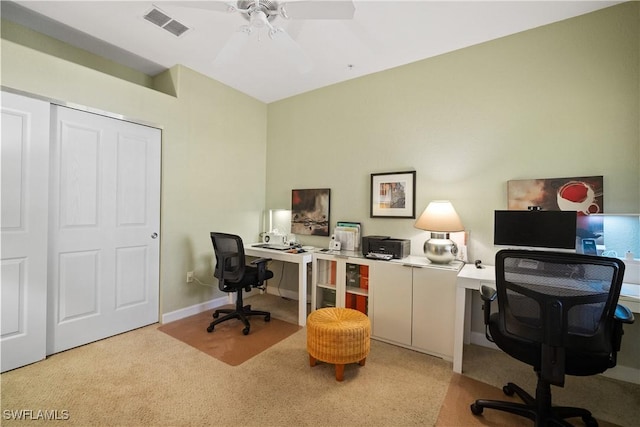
top-left (245, 245), bottom-right (313, 326)
top-left (453, 263), bottom-right (640, 374)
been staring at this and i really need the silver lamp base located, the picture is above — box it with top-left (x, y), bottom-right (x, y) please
top-left (424, 232), bottom-right (458, 264)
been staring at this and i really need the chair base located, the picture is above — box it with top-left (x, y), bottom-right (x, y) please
top-left (207, 290), bottom-right (270, 335)
top-left (470, 378), bottom-right (598, 427)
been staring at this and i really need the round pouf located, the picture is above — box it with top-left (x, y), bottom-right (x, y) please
top-left (306, 307), bottom-right (371, 381)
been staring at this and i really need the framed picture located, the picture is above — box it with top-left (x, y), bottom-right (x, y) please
top-left (370, 171), bottom-right (416, 218)
top-left (507, 175), bottom-right (603, 215)
top-left (291, 189), bottom-right (330, 236)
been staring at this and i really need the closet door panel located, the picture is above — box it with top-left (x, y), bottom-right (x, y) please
top-left (58, 123), bottom-right (100, 227)
top-left (1, 91), bottom-right (50, 372)
top-left (57, 250), bottom-right (100, 322)
top-left (48, 106), bottom-right (161, 354)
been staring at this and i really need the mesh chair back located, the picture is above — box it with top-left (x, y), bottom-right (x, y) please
top-left (210, 232), bottom-right (246, 284)
top-left (495, 250), bottom-right (625, 352)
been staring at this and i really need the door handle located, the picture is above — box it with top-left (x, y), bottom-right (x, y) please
top-left (151, 233), bottom-right (158, 239)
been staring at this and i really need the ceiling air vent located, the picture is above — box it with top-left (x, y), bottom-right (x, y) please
top-left (144, 8), bottom-right (171, 27)
top-left (163, 19), bottom-right (190, 37)
top-left (143, 6), bottom-right (191, 37)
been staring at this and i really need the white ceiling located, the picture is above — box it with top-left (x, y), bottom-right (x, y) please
top-left (2, 1), bottom-right (622, 103)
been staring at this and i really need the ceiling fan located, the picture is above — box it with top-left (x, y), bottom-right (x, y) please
top-left (174, 0), bottom-right (355, 72)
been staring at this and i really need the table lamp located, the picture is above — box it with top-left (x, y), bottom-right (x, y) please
top-left (414, 200), bottom-right (464, 264)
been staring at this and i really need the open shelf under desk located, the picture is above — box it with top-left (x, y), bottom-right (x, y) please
top-left (346, 286), bottom-right (368, 297)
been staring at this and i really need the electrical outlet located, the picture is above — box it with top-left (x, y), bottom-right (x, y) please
top-left (186, 271), bottom-right (194, 283)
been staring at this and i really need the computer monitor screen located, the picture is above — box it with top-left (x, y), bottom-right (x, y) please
top-left (494, 210), bottom-right (577, 250)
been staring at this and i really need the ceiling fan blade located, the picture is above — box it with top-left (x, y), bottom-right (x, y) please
top-left (213, 26), bottom-right (251, 67)
top-left (270, 28), bottom-right (313, 73)
top-left (282, 1), bottom-right (355, 20)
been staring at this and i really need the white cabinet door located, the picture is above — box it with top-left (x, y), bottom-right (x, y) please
top-left (1, 92), bottom-right (50, 372)
top-left (412, 267), bottom-right (457, 358)
top-left (372, 262), bottom-right (412, 346)
top-left (48, 106), bottom-right (161, 354)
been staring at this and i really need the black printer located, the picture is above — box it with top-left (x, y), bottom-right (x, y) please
top-left (361, 235), bottom-right (410, 259)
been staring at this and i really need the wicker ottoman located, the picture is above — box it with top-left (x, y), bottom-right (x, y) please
top-left (306, 307), bottom-right (371, 381)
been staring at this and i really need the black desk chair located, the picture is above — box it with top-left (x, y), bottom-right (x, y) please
top-left (207, 232), bottom-right (273, 335)
top-left (471, 249), bottom-right (634, 427)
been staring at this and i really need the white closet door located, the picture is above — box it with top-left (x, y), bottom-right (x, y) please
top-left (1, 92), bottom-right (50, 372)
top-left (48, 106), bottom-right (161, 354)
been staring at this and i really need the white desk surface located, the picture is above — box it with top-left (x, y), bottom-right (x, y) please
top-left (245, 244), bottom-right (313, 262)
top-left (457, 264), bottom-right (497, 283)
top-left (390, 255), bottom-right (464, 271)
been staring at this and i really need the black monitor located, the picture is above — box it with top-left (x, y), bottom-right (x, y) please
top-left (494, 210), bottom-right (577, 250)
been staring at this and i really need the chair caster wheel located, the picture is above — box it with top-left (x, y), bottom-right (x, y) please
top-left (265, 314), bottom-right (271, 322)
top-left (503, 385), bottom-right (515, 396)
top-left (583, 416), bottom-right (598, 427)
top-left (470, 403), bottom-right (483, 415)
top-left (213, 312), bottom-right (219, 319)
top-left (207, 325), bottom-right (214, 333)
top-left (242, 327), bottom-right (250, 335)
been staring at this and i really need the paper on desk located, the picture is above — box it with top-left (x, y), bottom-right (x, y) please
top-left (334, 226), bottom-right (358, 251)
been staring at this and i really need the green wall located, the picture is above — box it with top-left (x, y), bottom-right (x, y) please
top-left (266, 2), bottom-right (640, 266)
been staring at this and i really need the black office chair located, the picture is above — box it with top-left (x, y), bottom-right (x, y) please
top-left (471, 249), bottom-right (634, 427)
top-left (207, 232), bottom-right (273, 335)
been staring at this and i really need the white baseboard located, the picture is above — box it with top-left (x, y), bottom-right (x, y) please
top-left (161, 296), bottom-right (229, 324)
top-left (599, 364), bottom-right (640, 384)
top-left (469, 331), bottom-right (640, 385)
top-left (161, 286), bottom-right (304, 325)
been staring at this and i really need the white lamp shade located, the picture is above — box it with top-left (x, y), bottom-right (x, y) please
top-left (414, 200), bottom-right (464, 232)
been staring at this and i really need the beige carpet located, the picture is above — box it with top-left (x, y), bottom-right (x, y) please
top-left (1, 294), bottom-right (637, 426)
top-left (158, 308), bottom-right (301, 366)
top-left (1, 324), bottom-right (452, 426)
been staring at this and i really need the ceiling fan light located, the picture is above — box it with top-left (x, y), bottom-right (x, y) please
top-left (250, 10), bottom-right (269, 28)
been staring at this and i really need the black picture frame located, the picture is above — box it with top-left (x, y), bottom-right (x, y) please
top-left (370, 171), bottom-right (416, 218)
top-left (291, 188), bottom-right (331, 236)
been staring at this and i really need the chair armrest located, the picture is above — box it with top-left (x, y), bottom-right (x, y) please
top-left (218, 251), bottom-right (240, 269)
top-left (251, 257), bottom-right (272, 283)
top-left (612, 303), bottom-right (635, 353)
top-left (480, 285), bottom-right (497, 342)
top-left (615, 304), bottom-right (635, 324)
top-left (480, 285), bottom-right (497, 303)
top-left (480, 285), bottom-right (497, 325)
top-left (216, 251), bottom-right (240, 286)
